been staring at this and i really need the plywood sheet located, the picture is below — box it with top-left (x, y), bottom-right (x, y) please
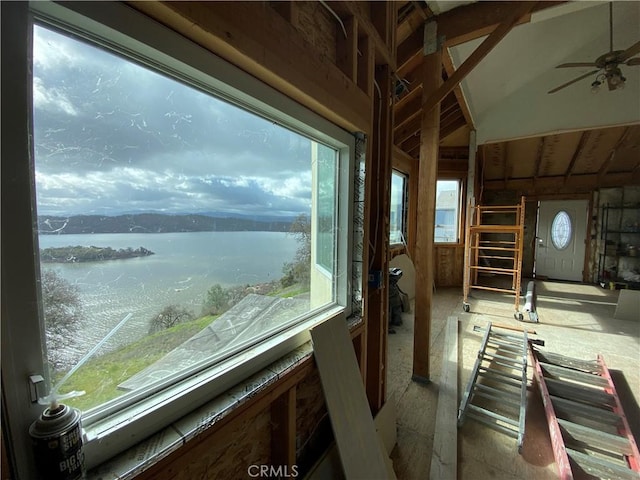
top-left (390, 253), bottom-right (416, 301)
top-left (310, 315), bottom-right (395, 479)
top-left (429, 316), bottom-right (458, 480)
top-left (614, 289), bottom-right (640, 321)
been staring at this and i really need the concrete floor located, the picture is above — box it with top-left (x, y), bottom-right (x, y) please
top-left (387, 279), bottom-right (640, 479)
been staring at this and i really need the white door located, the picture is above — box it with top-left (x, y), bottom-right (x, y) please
top-left (535, 200), bottom-right (588, 282)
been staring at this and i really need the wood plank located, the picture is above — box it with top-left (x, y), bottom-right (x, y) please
top-left (421, 2), bottom-right (537, 115)
top-left (429, 317), bottom-right (458, 480)
top-left (129, 1), bottom-right (371, 133)
top-left (310, 315), bottom-right (394, 479)
top-left (413, 43), bottom-right (441, 381)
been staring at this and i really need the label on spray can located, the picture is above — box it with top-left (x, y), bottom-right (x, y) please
top-left (29, 403), bottom-right (85, 480)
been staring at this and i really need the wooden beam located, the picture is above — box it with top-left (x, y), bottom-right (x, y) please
top-left (440, 115), bottom-right (467, 140)
top-left (422, 2), bottom-right (537, 115)
top-left (442, 49), bottom-right (474, 129)
top-left (271, 387), bottom-right (296, 469)
top-left (533, 137), bottom-right (545, 179)
top-left (564, 131), bottom-right (590, 183)
top-left (484, 172), bottom-right (640, 193)
top-left (413, 45), bottom-right (441, 382)
top-left (597, 127), bottom-right (632, 183)
top-left (400, 133), bottom-right (421, 156)
top-left (394, 114), bottom-right (422, 145)
top-left (129, 1), bottom-right (371, 132)
top-left (394, 86), bottom-right (423, 129)
top-left (396, 1), bottom-right (563, 68)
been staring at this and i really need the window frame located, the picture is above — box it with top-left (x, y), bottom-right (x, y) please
top-left (389, 169), bottom-right (409, 246)
top-left (434, 177), bottom-right (464, 244)
top-left (2, 1), bottom-right (355, 476)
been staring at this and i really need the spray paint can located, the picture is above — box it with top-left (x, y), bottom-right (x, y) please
top-left (29, 402), bottom-right (85, 480)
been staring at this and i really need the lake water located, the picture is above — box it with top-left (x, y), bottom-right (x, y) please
top-left (38, 231), bottom-right (299, 365)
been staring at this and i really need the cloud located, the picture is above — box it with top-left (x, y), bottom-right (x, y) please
top-left (32, 25), bottom-right (323, 218)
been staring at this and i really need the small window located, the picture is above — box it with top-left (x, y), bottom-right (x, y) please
top-left (390, 170), bottom-right (408, 245)
top-left (551, 211), bottom-right (572, 250)
top-left (435, 180), bottom-right (461, 243)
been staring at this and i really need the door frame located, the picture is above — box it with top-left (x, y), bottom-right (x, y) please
top-left (531, 193), bottom-right (593, 282)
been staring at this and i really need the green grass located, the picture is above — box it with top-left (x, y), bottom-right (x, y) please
top-left (269, 283), bottom-right (309, 298)
top-left (57, 281), bottom-right (309, 412)
top-left (58, 315), bottom-right (217, 411)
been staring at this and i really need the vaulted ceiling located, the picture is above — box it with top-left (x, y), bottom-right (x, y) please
top-left (394, 1), bottom-right (640, 192)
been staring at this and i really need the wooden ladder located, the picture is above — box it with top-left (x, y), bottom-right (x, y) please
top-left (531, 348), bottom-right (640, 480)
top-left (458, 323), bottom-right (529, 452)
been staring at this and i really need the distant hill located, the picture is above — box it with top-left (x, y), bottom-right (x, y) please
top-left (38, 213), bottom-right (294, 235)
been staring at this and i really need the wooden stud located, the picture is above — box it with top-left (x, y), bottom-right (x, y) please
top-left (366, 64), bottom-right (393, 413)
top-left (358, 34), bottom-right (375, 97)
top-left (564, 131), bottom-right (590, 183)
top-left (271, 387), bottom-right (296, 469)
top-left (337, 16), bottom-right (358, 83)
top-left (413, 42), bottom-right (441, 382)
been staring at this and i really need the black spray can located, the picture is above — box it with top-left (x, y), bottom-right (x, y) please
top-left (29, 402), bottom-right (85, 480)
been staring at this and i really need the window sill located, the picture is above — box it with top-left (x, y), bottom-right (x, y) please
top-left (86, 315), bottom-right (363, 479)
top-left (87, 342), bottom-right (314, 479)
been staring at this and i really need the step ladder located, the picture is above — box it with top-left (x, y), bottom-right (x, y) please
top-left (531, 348), bottom-right (640, 480)
top-left (458, 323), bottom-right (530, 452)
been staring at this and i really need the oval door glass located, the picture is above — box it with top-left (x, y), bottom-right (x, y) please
top-left (551, 211), bottom-right (572, 250)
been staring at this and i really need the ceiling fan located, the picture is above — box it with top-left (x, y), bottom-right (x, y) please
top-left (548, 2), bottom-right (640, 94)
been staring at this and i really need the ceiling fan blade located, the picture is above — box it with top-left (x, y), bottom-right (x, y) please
top-left (556, 62), bottom-right (598, 68)
top-left (548, 69), bottom-right (600, 94)
top-left (626, 58), bottom-right (640, 66)
top-left (620, 41), bottom-right (640, 61)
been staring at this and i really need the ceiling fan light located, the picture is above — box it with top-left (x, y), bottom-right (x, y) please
top-left (591, 80), bottom-right (601, 93)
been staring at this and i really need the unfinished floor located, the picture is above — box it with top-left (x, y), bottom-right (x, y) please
top-left (387, 279), bottom-right (640, 479)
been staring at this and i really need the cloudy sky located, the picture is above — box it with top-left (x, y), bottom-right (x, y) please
top-left (33, 25), bottom-right (316, 218)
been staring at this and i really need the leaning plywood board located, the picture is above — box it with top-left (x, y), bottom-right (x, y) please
top-left (429, 316), bottom-right (458, 480)
top-left (311, 315), bottom-right (396, 480)
top-left (390, 253), bottom-right (415, 302)
top-left (306, 399), bottom-right (397, 480)
top-left (614, 289), bottom-right (640, 321)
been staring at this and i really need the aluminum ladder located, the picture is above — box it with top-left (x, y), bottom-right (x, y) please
top-left (532, 348), bottom-right (640, 480)
top-left (457, 322), bottom-right (530, 452)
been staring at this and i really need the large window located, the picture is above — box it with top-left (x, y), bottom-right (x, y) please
top-left (3, 2), bottom-right (354, 475)
top-left (435, 180), bottom-right (461, 243)
top-left (390, 170), bottom-right (408, 245)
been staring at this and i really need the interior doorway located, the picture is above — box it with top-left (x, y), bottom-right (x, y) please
top-left (534, 200), bottom-right (588, 282)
